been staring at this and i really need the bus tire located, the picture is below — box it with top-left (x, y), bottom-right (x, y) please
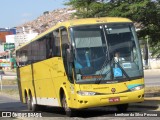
top-left (116, 103), bottom-right (129, 112)
top-left (62, 94), bottom-right (76, 117)
top-left (27, 98), bottom-right (32, 110)
top-left (30, 96), bottom-right (39, 111)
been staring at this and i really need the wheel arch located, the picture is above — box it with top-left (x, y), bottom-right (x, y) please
top-left (24, 89), bottom-right (28, 103)
top-left (24, 88), bottom-right (32, 103)
top-left (59, 87), bottom-right (64, 107)
top-left (28, 89), bottom-right (32, 99)
top-left (59, 86), bottom-right (69, 107)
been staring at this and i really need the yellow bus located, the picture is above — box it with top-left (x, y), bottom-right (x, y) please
top-left (16, 17), bottom-right (144, 116)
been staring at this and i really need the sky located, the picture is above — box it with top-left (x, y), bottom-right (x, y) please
top-left (0, 0), bottom-right (67, 28)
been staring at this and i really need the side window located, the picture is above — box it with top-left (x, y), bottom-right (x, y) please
top-left (26, 37), bottom-right (47, 64)
top-left (22, 46), bottom-right (28, 65)
top-left (61, 27), bottom-right (69, 57)
top-left (28, 44), bottom-right (32, 64)
top-left (16, 45), bottom-right (31, 67)
top-left (16, 50), bottom-right (20, 67)
top-left (38, 38), bottom-right (46, 60)
top-left (46, 33), bottom-right (54, 59)
top-left (53, 29), bottom-right (61, 57)
top-left (60, 27), bottom-right (73, 82)
top-left (31, 37), bottom-right (47, 63)
top-left (31, 41), bottom-right (39, 63)
top-left (16, 46), bottom-right (28, 66)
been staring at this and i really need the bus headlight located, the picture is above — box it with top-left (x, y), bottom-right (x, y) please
top-left (77, 91), bottom-right (96, 96)
top-left (130, 85), bottom-right (144, 91)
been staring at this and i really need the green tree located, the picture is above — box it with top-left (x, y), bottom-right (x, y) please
top-left (106, 0), bottom-right (160, 55)
top-left (65, 0), bottom-right (160, 56)
top-left (65, 0), bottom-right (108, 18)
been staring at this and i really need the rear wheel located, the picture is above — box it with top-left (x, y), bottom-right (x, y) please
top-left (26, 95), bottom-right (32, 110)
top-left (116, 103), bottom-right (129, 112)
top-left (26, 93), bottom-right (39, 111)
top-left (30, 97), bottom-right (39, 111)
top-left (62, 94), bottom-right (76, 117)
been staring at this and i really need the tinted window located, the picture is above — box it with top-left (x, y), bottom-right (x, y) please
top-left (16, 45), bottom-right (29, 66)
top-left (53, 29), bottom-right (61, 56)
top-left (46, 33), bottom-right (54, 58)
top-left (16, 29), bottom-right (61, 67)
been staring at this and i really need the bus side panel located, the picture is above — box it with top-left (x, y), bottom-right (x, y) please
top-left (19, 57), bottom-right (73, 107)
top-left (32, 58), bottom-right (60, 106)
top-left (19, 65), bottom-right (33, 103)
top-left (16, 67), bottom-right (23, 102)
top-left (32, 57), bottom-right (74, 107)
top-left (52, 58), bottom-right (72, 107)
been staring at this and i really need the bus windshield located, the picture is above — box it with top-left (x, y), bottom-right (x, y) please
top-left (71, 23), bottom-right (143, 84)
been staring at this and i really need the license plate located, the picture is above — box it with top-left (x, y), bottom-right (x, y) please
top-left (109, 97), bottom-right (120, 102)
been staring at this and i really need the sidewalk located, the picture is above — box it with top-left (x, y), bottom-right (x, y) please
top-left (130, 98), bottom-right (160, 111)
top-left (144, 68), bottom-right (160, 72)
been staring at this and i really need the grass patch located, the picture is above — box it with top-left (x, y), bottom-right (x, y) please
top-left (145, 86), bottom-right (160, 93)
top-left (0, 79), bottom-right (19, 98)
top-left (0, 89), bottom-right (19, 95)
top-left (1, 79), bottom-right (17, 85)
top-left (0, 89), bottom-right (19, 99)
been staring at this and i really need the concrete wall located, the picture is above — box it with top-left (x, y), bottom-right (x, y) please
top-left (150, 60), bottom-right (160, 69)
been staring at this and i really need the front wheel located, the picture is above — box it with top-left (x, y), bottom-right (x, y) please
top-left (62, 94), bottom-right (76, 117)
top-left (116, 103), bottom-right (129, 112)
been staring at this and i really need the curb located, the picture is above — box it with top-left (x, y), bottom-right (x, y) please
top-left (145, 93), bottom-right (160, 98)
top-left (144, 69), bottom-right (160, 72)
top-left (144, 97), bottom-right (160, 101)
top-left (130, 104), bottom-right (158, 109)
top-left (130, 98), bottom-right (160, 110)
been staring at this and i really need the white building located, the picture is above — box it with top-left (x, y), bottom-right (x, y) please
top-left (5, 33), bottom-right (38, 48)
top-left (6, 35), bottom-right (15, 43)
top-left (14, 33), bottom-right (38, 48)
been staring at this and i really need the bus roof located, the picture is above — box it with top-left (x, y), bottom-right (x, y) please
top-left (16, 17), bottom-right (132, 51)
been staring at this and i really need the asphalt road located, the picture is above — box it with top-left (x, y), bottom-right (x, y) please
top-left (0, 93), bottom-right (159, 119)
top-left (0, 94), bottom-right (26, 111)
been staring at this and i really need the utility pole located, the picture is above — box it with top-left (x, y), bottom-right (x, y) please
top-left (146, 35), bottom-right (151, 69)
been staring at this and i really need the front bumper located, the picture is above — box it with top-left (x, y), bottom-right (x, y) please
top-left (72, 89), bottom-right (144, 109)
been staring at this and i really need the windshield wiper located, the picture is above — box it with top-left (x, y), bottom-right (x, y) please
top-left (95, 58), bottom-right (131, 84)
top-left (113, 60), bottom-right (131, 81)
top-left (95, 70), bottom-right (111, 84)
top-left (94, 57), bottom-right (110, 84)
